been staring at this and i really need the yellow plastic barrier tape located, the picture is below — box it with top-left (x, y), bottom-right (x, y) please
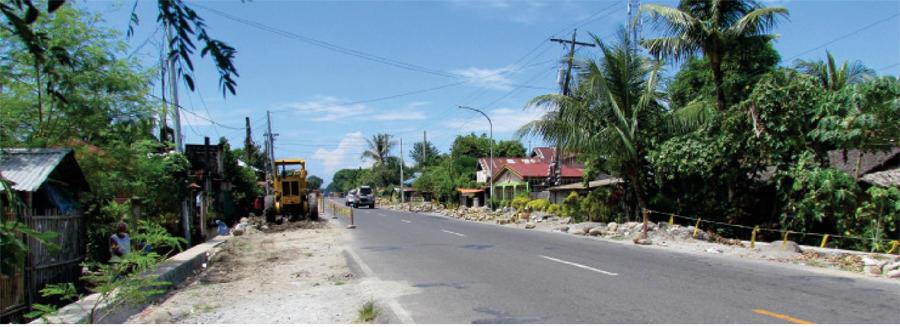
top-left (820, 234), bottom-right (829, 248)
top-left (692, 218), bottom-right (701, 238)
top-left (782, 231), bottom-right (790, 249)
top-left (668, 214), bottom-right (674, 225)
top-left (887, 241), bottom-right (899, 255)
top-left (751, 226), bottom-right (759, 248)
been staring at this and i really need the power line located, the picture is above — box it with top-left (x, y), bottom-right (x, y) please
top-left (194, 3), bottom-right (460, 79)
top-left (147, 93), bottom-right (244, 130)
top-left (786, 12), bottom-right (900, 61)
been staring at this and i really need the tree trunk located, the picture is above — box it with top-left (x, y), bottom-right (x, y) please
top-left (628, 171), bottom-right (650, 240)
top-left (710, 54), bottom-right (727, 113)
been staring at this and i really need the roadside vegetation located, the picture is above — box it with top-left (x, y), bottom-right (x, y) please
top-left (334, 0), bottom-right (900, 252)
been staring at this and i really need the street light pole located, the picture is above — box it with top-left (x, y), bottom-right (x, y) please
top-left (458, 105), bottom-right (493, 211)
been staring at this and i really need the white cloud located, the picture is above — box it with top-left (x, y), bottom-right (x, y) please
top-left (280, 96), bottom-right (427, 122)
top-left (447, 0), bottom-right (549, 24)
top-left (443, 107), bottom-right (547, 133)
top-left (452, 66), bottom-right (515, 91)
top-left (312, 132), bottom-right (371, 175)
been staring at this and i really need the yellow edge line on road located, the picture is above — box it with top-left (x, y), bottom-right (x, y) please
top-left (752, 309), bottom-right (814, 324)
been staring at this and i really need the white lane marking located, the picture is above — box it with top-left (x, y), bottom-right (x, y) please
top-left (441, 229), bottom-right (466, 237)
top-left (376, 212), bottom-right (386, 217)
top-left (401, 219), bottom-right (411, 223)
top-left (540, 255), bottom-right (618, 276)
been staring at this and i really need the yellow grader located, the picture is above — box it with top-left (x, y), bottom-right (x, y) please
top-left (264, 159), bottom-right (318, 222)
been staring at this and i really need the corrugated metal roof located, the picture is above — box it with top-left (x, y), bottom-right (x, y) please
top-left (0, 148), bottom-right (72, 192)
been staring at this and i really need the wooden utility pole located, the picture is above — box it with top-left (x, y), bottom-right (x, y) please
top-left (244, 116), bottom-right (252, 163)
top-left (400, 137), bottom-right (405, 203)
top-left (548, 29), bottom-right (595, 185)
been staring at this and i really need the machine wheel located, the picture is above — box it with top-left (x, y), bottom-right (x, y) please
top-left (369, 204), bottom-right (375, 209)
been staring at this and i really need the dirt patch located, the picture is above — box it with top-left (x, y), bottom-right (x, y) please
top-left (127, 219), bottom-right (378, 324)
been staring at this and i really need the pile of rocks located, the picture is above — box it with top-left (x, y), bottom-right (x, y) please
top-left (231, 215), bottom-right (268, 236)
top-left (862, 256), bottom-right (900, 278)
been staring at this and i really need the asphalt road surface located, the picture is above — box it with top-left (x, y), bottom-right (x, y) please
top-left (332, 202), bottom-right (900, 324)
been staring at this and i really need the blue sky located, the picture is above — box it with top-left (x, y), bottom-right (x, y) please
top-left (84, 0), bottom-right (900, 186)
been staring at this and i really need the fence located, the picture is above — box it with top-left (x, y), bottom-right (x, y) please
top-left (1, 205), bottom-right (26, 319)
top-left (644, 208), bottom-right (900, 254)
top-left (25, 209), bottom-right (84, 306)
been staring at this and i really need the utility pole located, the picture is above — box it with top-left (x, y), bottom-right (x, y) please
top-left (244, 117), bottom-right (253, 163)
top-left (265, 110), bottom-right (278, 196)
top-left (399, 137), bottom-right (405, 203)
top-left (165, 21), bottom-right (190, 245)
top-left (627, 0), bottom-right (642, 54)
top-left (549, 29), bottom-right (595, 186)
top-left (423, 131), bottom-right (427, 165)
top-left (159, 52), bottom-right (168, 143)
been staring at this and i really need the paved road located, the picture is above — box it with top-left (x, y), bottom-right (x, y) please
top-left (331, 202), bottom-right (900, 324)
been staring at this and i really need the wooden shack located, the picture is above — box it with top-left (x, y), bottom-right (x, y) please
top-left (0, 148), bottom-right (89, 320)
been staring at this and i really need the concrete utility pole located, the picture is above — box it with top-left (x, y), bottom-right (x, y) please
top-left (549, 29), bottom-right (595, 186)
top-left (265, 110), bottom-right (278, 196)
top-left (627, 0), bottom-right (642, 54)
top-left (165, 20), bottom-right (191, 245)
top-left (399, 137), bottom-right (405, 203)
top-left (458, 106), bottom-right (493, 210)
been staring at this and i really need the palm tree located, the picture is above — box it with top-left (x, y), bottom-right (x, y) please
top-left (640, 0), bottom-right (788, 113)
top-left (794, 51), bottom-right (875, 91)
top-left (519, 33), bottom-right (666, 241)
top-left (361, 133), bottom-right (396, 166)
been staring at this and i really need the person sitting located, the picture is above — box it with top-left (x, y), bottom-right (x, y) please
top-left (109, 221), bottom-right (131, 263)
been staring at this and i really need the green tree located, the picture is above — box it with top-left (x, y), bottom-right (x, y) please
top-left (450, 133), bottom-right (492, 159)
top-left (410, 140), bottom-right (441, 168)
top-left (520, 33), bottom-right (666, 239)
top-left (361, 133), bottom-right (396, 167)
top-left (640, 0), bottom-right (788, 112)
top-left (0, 0), bottom-right (238, 98)
top-left (306, 175), bottom-right (323, 191)
top-left (794, 51), bottom-right (875, 91)
top-left (330, 168), bottom-right (363, 193)
top-left (495, 140), bottom-right (526, 157)
top-left (668, 40), bottom-right (780, 110)
top-left (0, 4), bottom-right (156, 146)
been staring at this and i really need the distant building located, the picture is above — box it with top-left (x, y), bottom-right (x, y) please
top-left (476, 147), bottom-right (585, 203)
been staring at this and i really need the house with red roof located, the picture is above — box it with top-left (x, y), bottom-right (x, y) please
top-left (475, 147), bottom-right (585, 202)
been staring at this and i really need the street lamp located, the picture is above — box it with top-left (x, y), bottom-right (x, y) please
top-left (458, 105), bottom-right (494, 211)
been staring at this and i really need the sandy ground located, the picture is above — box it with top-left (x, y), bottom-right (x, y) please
top-left (127, 219), bottom-right (381, 324)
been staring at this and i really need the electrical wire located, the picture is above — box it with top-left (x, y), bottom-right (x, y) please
top-left (786, 12), bottom-right (900, 61)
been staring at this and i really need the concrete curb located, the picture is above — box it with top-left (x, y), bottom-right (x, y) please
top-left (341, 247), bottom-right (415, 324)
top-left (32, 236), bottom-right (230, 324)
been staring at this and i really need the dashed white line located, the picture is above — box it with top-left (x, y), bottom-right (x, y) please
top-left (375, 212), bottom-right (386, 217)
top-left (441, 229), bottom-right (466, 237)
top-left (401, 219), bottom-right (411, 223)
top-left (540, 255), bottom-right (618, 276)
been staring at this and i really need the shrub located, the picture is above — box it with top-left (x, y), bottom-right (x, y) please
top-left (499, 200), bottom-right (509, 208)
top-left (546, 204), bottom-right (562, 216)
top-left (511, 196), bottom-right (530, 210)
top-left (562, 192), bottom-right (581, 219)
top-left (526, 198), bottom-right (551, 212)
top-left (581, 189), bottom-right (613, 222)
